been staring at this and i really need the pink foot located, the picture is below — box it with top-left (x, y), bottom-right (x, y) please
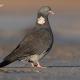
top-left (31, 62), bottom-right (46, 68)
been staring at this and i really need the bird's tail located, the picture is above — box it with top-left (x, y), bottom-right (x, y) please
top-left (0, 60), bottom-right (12, 68)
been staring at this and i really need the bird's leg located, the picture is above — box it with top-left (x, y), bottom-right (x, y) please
top-left (35, 62), bottom-right (42, 68)
top-left (31, 63), bottom-right (35, 67)
top-left (31, 62), bottom-right (46, 68)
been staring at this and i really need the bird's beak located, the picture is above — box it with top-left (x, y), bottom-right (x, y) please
top-left (48, 11), bottom-right (55, 15)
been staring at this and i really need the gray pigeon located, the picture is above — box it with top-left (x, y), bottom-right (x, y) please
top-left (0, 6), bottom-right (55, 68)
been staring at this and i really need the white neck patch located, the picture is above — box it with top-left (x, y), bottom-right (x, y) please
top-left (37, 16), bottom-right (45, 25)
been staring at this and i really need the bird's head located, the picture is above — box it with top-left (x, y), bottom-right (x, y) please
top-left (37, 6), bottom-right (55, 25)
top-left (38, 6), bottom-right (55, 16)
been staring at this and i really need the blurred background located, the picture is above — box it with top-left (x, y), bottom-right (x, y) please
top-left (0, 0), bottom-right (80, 67)
top-left (0, 0), bottom-right (80, 80)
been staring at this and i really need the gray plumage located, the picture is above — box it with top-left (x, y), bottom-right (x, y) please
top-left (0, 6), bottom-right (54, 67)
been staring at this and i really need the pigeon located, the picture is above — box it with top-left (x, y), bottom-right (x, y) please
top-left (0, 6), bottom-right (55, 68)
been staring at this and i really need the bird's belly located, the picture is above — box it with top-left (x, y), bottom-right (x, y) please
top-left (28, 54), bottom-right (40, 62)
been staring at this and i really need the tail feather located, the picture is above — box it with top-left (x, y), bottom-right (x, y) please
top-left (0, 60), bottom-right (11, 68)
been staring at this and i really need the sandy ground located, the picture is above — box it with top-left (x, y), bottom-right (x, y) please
top-left (0, 44), bottom-right (80, 80)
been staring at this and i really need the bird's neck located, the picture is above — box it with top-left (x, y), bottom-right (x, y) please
top-left (36, 13), bottom-right (49, 26)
